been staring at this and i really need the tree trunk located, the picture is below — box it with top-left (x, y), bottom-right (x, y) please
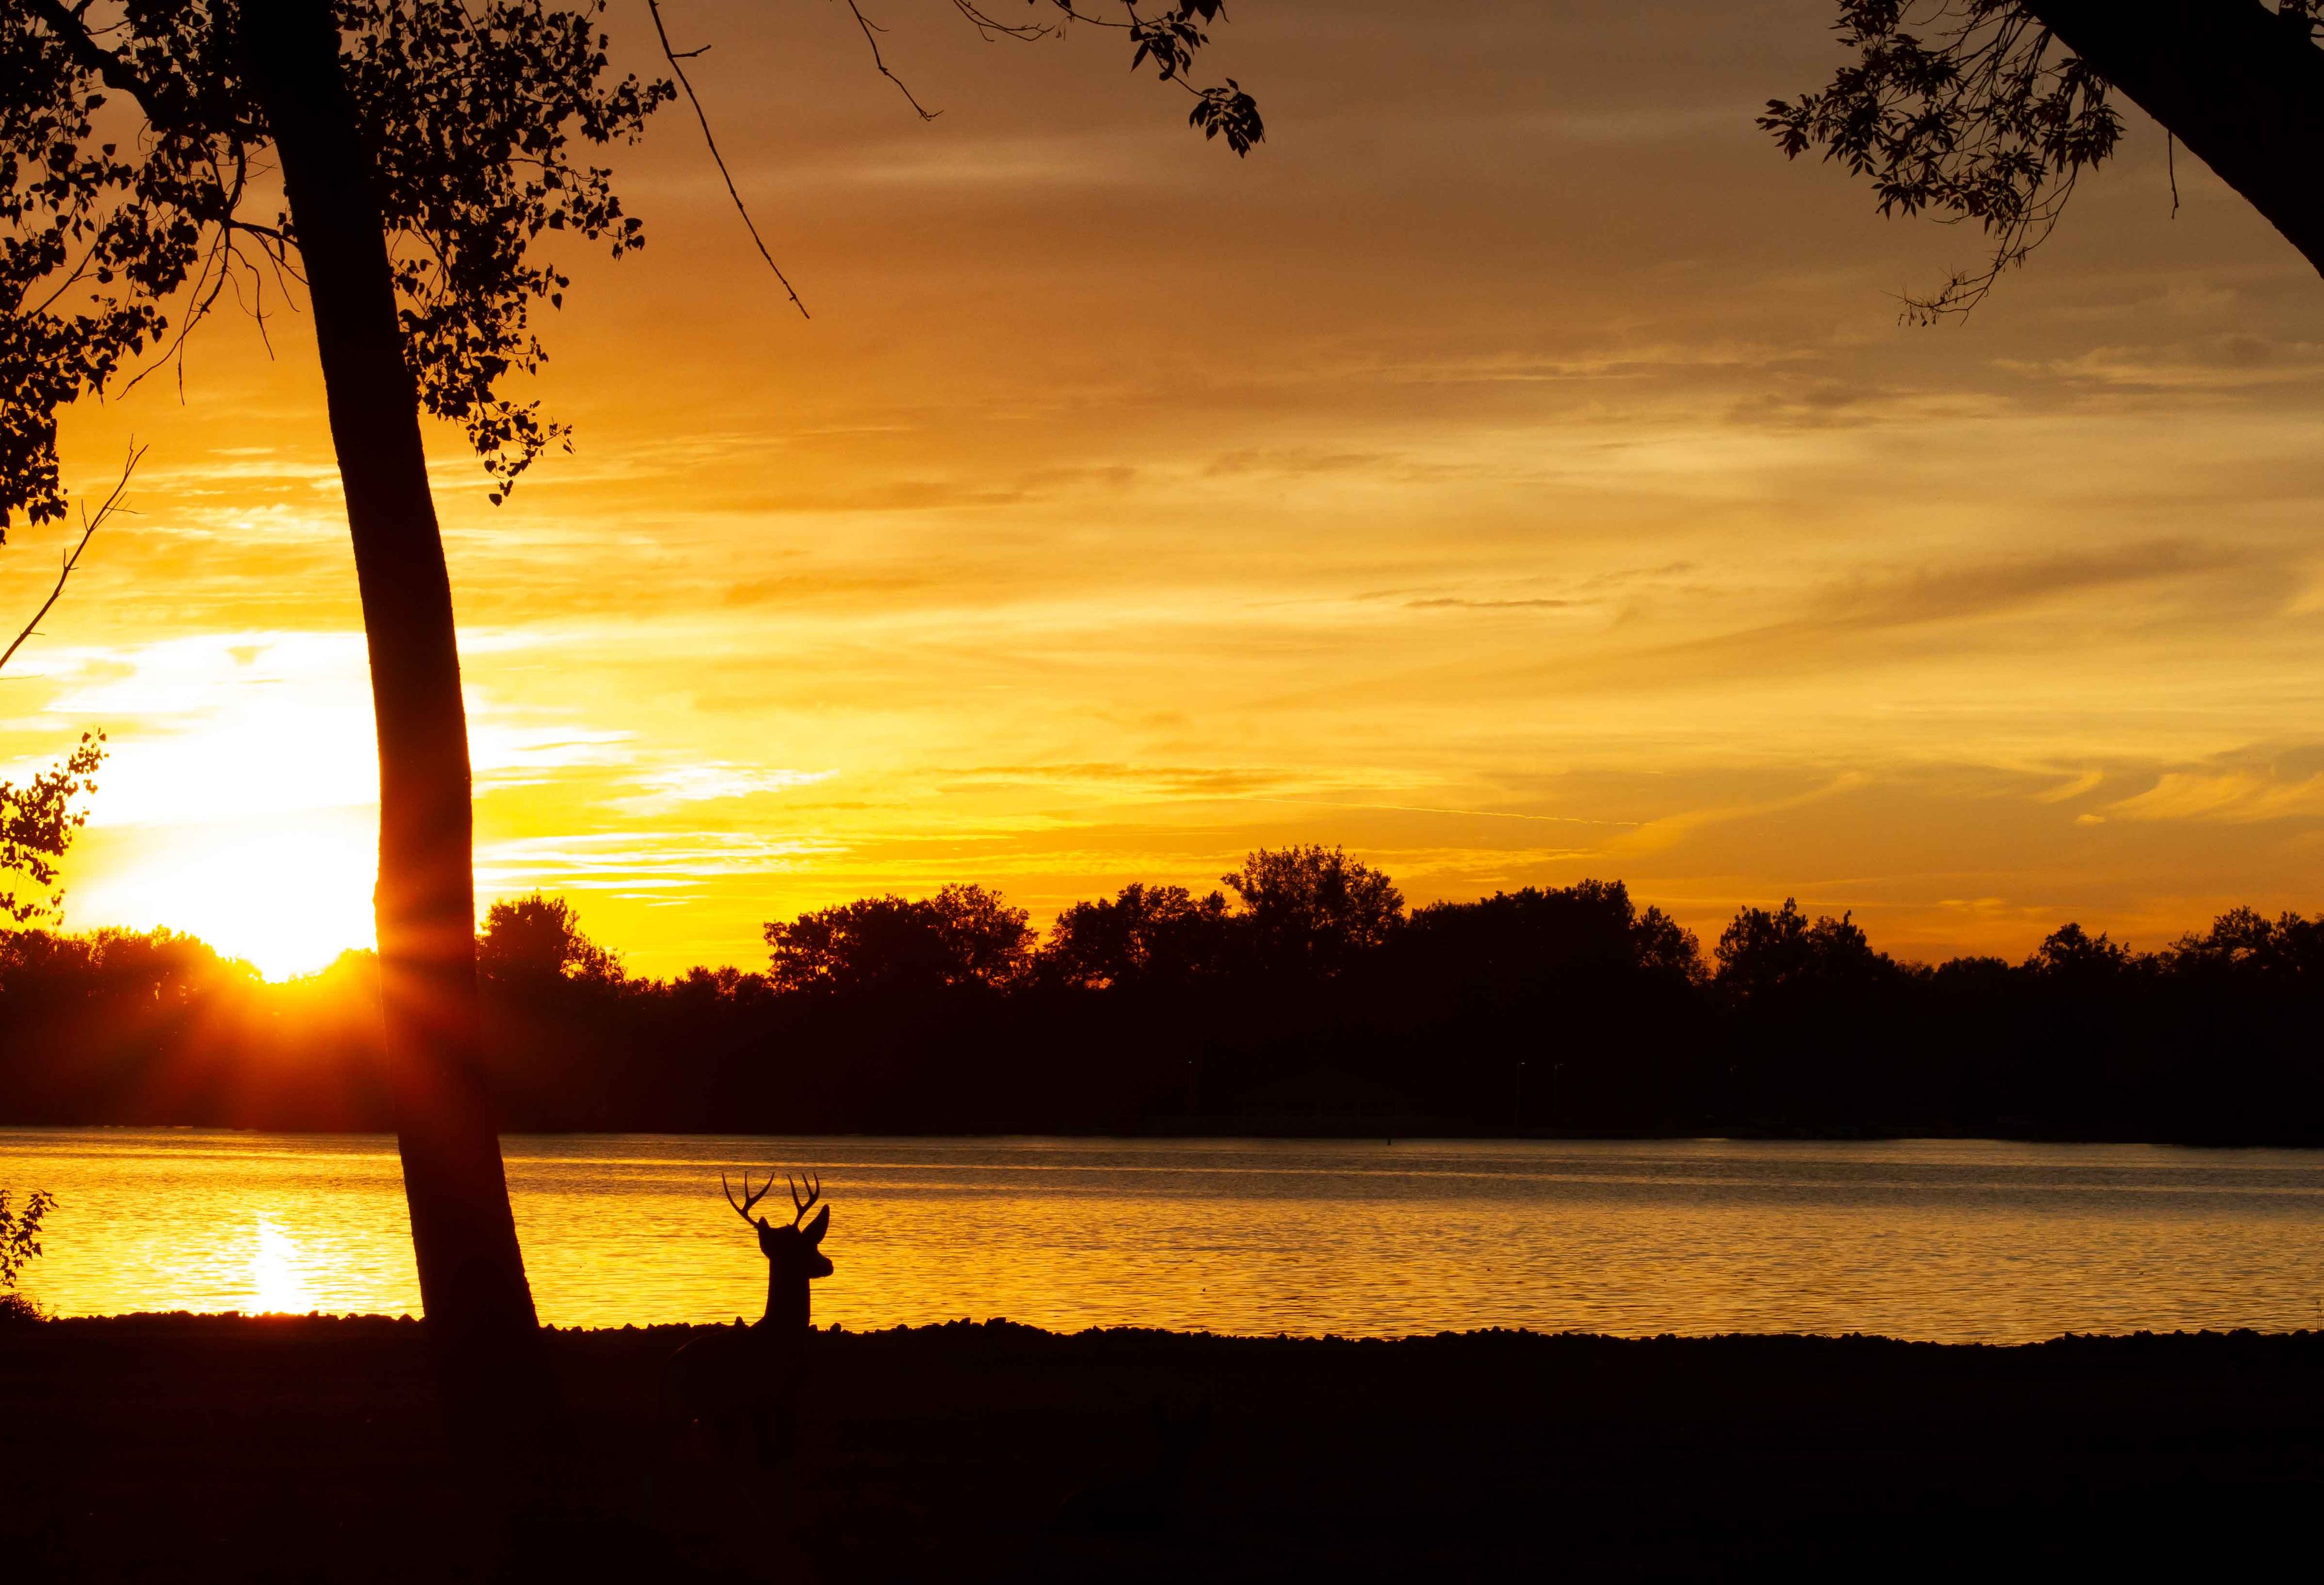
top-left (233, 0), bottom-right (555, 1454)
top-left (2025, 0), bottom-right (2324, 279)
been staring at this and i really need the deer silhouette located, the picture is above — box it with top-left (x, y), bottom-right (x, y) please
top-left (665, 1169), bottom-right (832, 1464)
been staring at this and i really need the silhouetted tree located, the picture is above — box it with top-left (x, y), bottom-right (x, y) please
top-left (5, 0), bottom-right (672, 1451)
top-left (5, 0), bottom-right (1259, 1454)
top-left (2164, 905), bottom-right (2324, 980)
top-left (477, 893), bottom-right (621, 986)
top-left (1633, 901), bottom-right (1709, 983)
top-left (1932, 953), bottom-right (2016, 988)
top-left (765, 884), bottom-right (1034, 996)
top-left (1716, 898), bottom-right (1894, 1002)
top-left (14, 868), bottom-right (2324, 1142)
top-left (1403, 880), bottom-right (1704, 997)
top-left (1042, 882), bottom-right (1235, 989)
top-left (2024, 920), bottom-right (2135, 980)
top-left (1221, 845), bottom-right (1405, 977)
top-left (1767, 0), bottom-right (2324, 313)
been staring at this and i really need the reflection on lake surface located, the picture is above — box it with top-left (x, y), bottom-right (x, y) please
top-left (3, 1129), bottom-right (2322, 1342)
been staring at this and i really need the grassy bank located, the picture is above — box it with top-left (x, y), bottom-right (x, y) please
top-left (4, 1316), bottom-right (2322, 1581)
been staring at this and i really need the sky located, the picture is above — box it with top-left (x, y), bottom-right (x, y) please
top-left (8, 0), bottom-right (2324, 979)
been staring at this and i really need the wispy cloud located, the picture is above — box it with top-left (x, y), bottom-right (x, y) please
top-left (608, 763), bottom-right (837, 814)
top-left (2095, 764), bottom-right (2324, 825)
top-left (475, 832), bottom-right (841, 895)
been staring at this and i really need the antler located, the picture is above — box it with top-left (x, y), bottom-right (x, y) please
top-left (723, 1169), bottom-right (776, 1223)
top-left (787, 1170), bottom-right (822, 1228)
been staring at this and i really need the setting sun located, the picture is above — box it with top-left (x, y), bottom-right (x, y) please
top-left (70, 817), bottom-right (377, 980)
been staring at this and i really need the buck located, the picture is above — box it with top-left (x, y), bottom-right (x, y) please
top-left (665, 1169), bottom-right (833, 1463)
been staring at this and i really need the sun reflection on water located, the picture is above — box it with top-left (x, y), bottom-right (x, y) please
top-left (251, 1216), bottom-right (314, 1314)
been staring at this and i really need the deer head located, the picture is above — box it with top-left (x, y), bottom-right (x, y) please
top-left (724, 1169), bottom-right (832, 1329)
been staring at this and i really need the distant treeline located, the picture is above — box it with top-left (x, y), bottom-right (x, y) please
top-left (5, 845), bottom-right (2323, 1143)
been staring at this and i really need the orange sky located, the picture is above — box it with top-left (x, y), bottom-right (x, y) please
top-left (8, 0), bottom-right (2324, 979)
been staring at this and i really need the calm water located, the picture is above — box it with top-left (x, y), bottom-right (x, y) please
top-left (3, 1129), bottom-right (2322, 1342)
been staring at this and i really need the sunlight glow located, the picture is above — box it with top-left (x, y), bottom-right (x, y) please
top-left (73, 819), bottom-right (377, 980)
top-left (250, 1216), bottom-right (313, 1316)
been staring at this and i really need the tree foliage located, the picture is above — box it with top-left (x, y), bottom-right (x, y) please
top-left (1219, 844), bottom-right (1404, 977)
top-left (933, 2), bottom-right (1261, 150)
top-left (0, 1185), bottom-right (56, 1322)
top-left (5, 1), bottom-right (1262, 525)
top-left (4, 0), bottom-right (669, 522)
top-left (1715, 896), bottom-right (1896, 1000)
top-left (1043, 881), bottom-right (1233, 989)
top-left (763, 882), bottom-right (1035, 995)
top-left (2024, 918), bottom-right (2131, 980)
top-left (1405, 879), bottom-right (1704, 997)
top-left (18, 873), bottom-right (2324, 1141)
top-left (2164, 904), bottom-right (2324, 979)
top-left (476, 890), bottom-right (620, 985)
top-left (0, 730), bottom-right (102, 924)
top-left (1763, 0), bottom-right (2124, 319)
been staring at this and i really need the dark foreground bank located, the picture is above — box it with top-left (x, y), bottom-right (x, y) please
top-left (4, 1318), bottom-right (2322, 1583)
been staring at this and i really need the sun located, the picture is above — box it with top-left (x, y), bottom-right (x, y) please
top-left (73, 816), bottom-right (379, 980)
top-left (30, 632), bottom-right (387, 979)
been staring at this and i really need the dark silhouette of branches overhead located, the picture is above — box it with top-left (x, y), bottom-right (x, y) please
top-left (1764, 1), bottom-right (2120, 320)
top-left (5, 1), bottom-right (671, 520)
top-left (1768, 0), bottom-right (2324, 315)
top-left (922, 2), bottom-right (1265, 152)
top-left (643, 0), bottom-right (1264, 319)
top-left (2, 2), bottom-right (1261, 532)
top-left (645, 0), bottom-right (811, 317)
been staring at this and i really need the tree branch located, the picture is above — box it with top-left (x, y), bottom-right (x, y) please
top-left (24, 0), bottom-right (189, 133)
top-left (643, 0), bottom-right (810, 318)
top-left (840, 0), bottom-right (942, 121)
top-left (0, 444), bottom-right (141, 677)
top-left (2026, 0), bottom-right (2324, 279)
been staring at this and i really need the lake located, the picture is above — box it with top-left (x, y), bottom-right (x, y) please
top-left (3, 1129), bottom-right (2321, 1342)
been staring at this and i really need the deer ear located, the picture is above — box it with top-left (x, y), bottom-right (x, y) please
top-left (801, 1204), bottom-right (830, 1246)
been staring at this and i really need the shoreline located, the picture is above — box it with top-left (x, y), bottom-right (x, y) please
top-left (13, 1120), bottom-right (2324, 1149)
top-left (25, 1310), bottom-right (2324, 1347)
top-left (9, 1315), bottom-right (2323, 1581)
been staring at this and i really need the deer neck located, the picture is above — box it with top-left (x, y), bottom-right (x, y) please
top-left (761, 1266), bottom-right (811, 1333)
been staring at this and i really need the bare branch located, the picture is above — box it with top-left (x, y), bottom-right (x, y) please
top-left (948, 1), bottom-right (1055, 42)
top-left (644, 0), bottom-right (810, 318)
top-left (1, 444), bottom-right (141, 677)
top-left (840, 0), bottom-right (943, 121)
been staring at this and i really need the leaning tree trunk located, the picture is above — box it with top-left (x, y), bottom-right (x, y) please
top-left (2025, 0), bottom-right (2324, 280)
top-left (234, 0), bottom-right (556, 1455)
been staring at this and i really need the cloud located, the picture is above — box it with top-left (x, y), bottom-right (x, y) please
top-left (1405, 597), bottom-right (1577, 611)
top-left (608, 763), bottom-right (838, 813)
top-left (1608, 772), bottom-right (1866, 857)
top-left (1800, 540), bottom-right (2256, 632)
top-left (1546, 540), bottom-right (2274, 692)
top-left (2030, 769), bottom-right (2105, 804)
top-left (475, 831), bottom-right (840, 896)
top-left (928, 761), bottom-right (1305, 799)
top-left (2097, 771), bottom-right (2324, 825)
